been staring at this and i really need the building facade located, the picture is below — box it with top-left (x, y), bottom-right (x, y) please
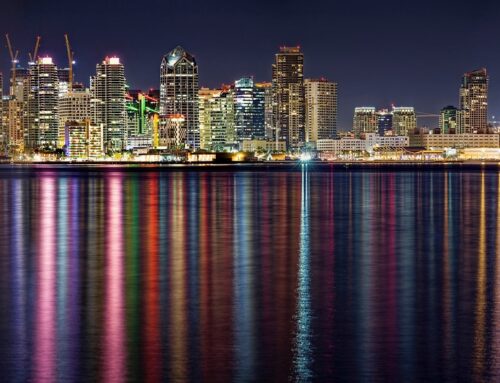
top-left (353, 107), bottom-right (377, 137)
top-left (272, 46), bottom-right (304, 148)
top-left (199, 87), bottom-right (235, 151)
top-left (410, 132), bottom-right (499, 149)
top-left (160, 46), bottom-right (199, 149)
top-left (439, 105), bottom-right (458, 134)
top-left (317, 133), bottom-right (409, 153)
top-left (304, 78), bottom-right (337, 142)
top-left (377, 109), bottom-right (393, 136)
top-left (234, 77), bottom-right (266, 143)
top-left (27, 57), bottom-right (59, 149)
top-left (91, 57), bottom-right (127, 152)
top-left (58, 88), bottom-right (92, 147)
top-left (392, 107), bottom-right (416, 136)
top-left (459, 68), bottom-right (488, 133)
top-left (65, 121), bottom-right (103, 158)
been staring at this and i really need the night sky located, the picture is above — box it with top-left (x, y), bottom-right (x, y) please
top-left (1, 0), bottom-right (500, 130)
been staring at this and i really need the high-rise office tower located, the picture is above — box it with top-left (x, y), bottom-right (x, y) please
top-left (459, 68), bottom-right (488, 133)
top-left (304, 78), bottom-right (337, 142)
top-left (27, 57), bottom-right (59, 149)
top-left (160, 46), bottom-right (199, 149)
top-left (392, 107), bottom-right (416, 136)
top-left (198, 87), bottom-right (235, 151)
top-left (272, 46), bottom-right (304, 148)
top-left (58, 87), bottom-right (92, 147)
top-left (234, 77), bottom-right (265, 143)
top-left (353, 107), bottom-right (377, 137)
top-left (91, 56), bottom-right (126, 152)
top-left (439, 105), bottom-right (458, 134)
top-left (256, 82), bottom-right (274, 140)
top-left (377, 109), bottom-right (393, 136)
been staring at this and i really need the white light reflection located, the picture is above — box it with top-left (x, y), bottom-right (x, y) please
top-left (293, 163), bottom-right (313, 381)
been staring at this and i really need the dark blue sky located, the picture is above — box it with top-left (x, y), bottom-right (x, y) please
top-left (2, 0), bottom-right (499, 129)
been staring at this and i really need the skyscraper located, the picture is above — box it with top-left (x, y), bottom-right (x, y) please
top-left (160, 46), bottom-right (199, 149)
top-left (392, 107), bottom-right (416, 136)
top-left (304, 78), bottom-right (337, 142)
top-left (27, 57), bottom-right (59, 149)
top-left (234, 77), bottom-right (265, 143)
top-left (353, 107), bottom-right (377, 137)
top-left (91, 56), bottom-right (126, 152)
top-left (199, 87), bottom-right (235, 151)
top-left (256, 82), bottom-right (274, 140)
top-left (272, 46), bottom-right (304, 149)
top-left (459, 68), bottom-right (488, 133)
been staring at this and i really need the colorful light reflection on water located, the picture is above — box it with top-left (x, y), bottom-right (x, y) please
top-left (0, 167), bottom-right (499, 382)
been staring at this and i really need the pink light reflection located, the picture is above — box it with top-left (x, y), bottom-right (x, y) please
top-left (34, 176), bottom-right (56, 382)
top-left (104, 176), bottom-right (125, 383)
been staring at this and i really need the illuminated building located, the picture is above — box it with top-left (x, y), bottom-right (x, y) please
top-left (57, 68), bottom-right (70, 98)
top-left (58, 87), bottom-right (92, 147)
top-left (459, 68), bottom-right (488, 133)
top-left (160, 46), bottom-right (199, 149)
top-left (353, 107), bottom-right (377, 137)
top-left (304, 78), bottom-right (337, 142)
top-left (91, 56), bottom-right (127, 152)
top-left (27, 57), bottom-right (59, 149)
top-left (159, 114), bottom-right (186, 149)
top-left (439, 106), bottom-right (458, 134)
top-left (377, 109), bottom-right (393, 136)
top-left (3, 67), bottom-right (30, 151)
top-left (272, 46), bottom-right (304, 148)
top-left (233, 77), bottom-right (265, 144)
top-left (317, 133), bottom-right (409, 153)
top-left (64, 120), bottom-right (103, 158)
top-left (409, 132), bottom-right (499, 149)
top-left (4, 99), bottom-right (25, 152)
top-left (126, 90), bottom-right (159, 149)
top-left (198, 87), bottom-right (235, 151)
top-left (241, 139), bottom-right (286, 152)
top-left (392, 106), bottom-right (416, 136)
top-left (256, 82), bottom-right (274, 140)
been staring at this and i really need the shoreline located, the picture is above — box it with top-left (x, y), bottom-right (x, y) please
top-left (0, 160), bottom-right (499, 171)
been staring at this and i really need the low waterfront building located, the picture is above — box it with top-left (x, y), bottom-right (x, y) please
top-left (410, 132), bottom-right (499, 149)
top-left (317, 133), bottom-right (409, 153)
top-left (65, 121), bottom-right (103, 159)
top-left (241, 139), bottom-right (286, 152)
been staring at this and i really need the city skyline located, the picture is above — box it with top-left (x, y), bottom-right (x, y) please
top-left (0, 40), bottom-right (496, 132)
top-left (2, 0), bottom-right (500, 130)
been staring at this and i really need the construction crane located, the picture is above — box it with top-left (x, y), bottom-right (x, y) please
top-left (28, 36), bottom-right (41, 63)
top-left (5, 34), bottom-right (19, 96)
top-left (64, 34), bottom-right (74, 91)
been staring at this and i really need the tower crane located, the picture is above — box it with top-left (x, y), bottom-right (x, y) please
top-left (28, 36), bottom-right (41, 63)
top-left (64, 34), bottom-right (74, 91)
top-left (5, 34), bottom-right (19, 96)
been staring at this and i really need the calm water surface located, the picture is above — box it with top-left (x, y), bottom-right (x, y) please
top-left (0, 165), bottom-right (499, 382)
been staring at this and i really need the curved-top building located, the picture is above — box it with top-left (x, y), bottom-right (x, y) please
top-left (160, 46), bottom-right (199, 149)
